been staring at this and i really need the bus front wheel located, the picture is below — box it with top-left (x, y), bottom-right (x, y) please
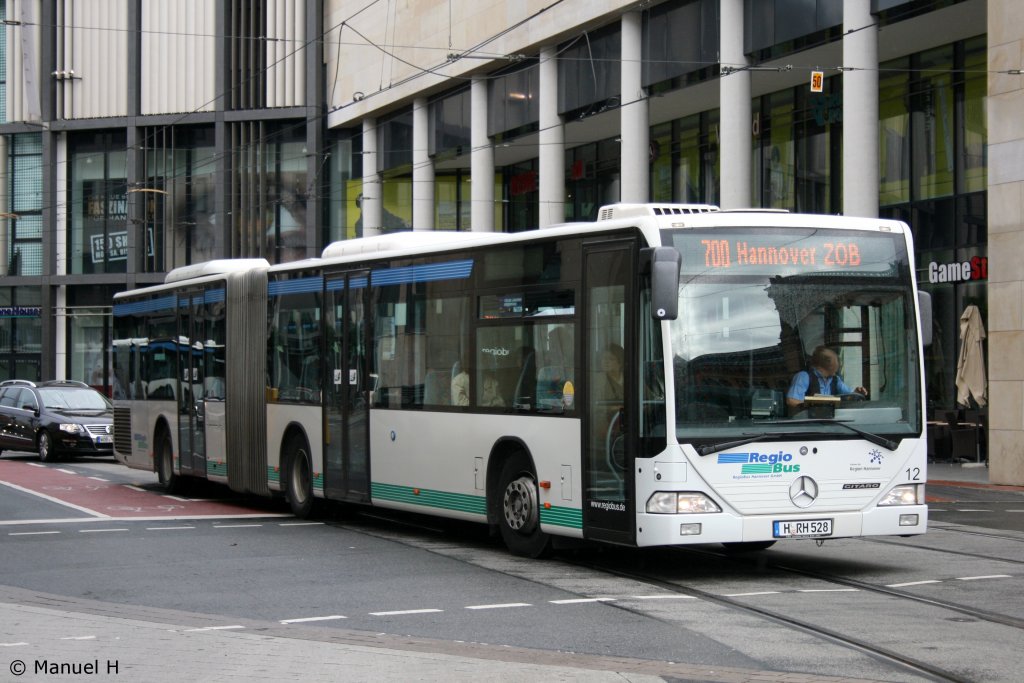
top-left (497, 454), bottom-right (550, 558)
top-left (284, 436), bottom-right (314, 518)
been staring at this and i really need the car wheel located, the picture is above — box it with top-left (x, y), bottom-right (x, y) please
top-left (38, 432), bottom-right (57, 463)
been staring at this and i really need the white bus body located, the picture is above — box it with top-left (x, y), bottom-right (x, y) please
top-left (113, 205), bottom-right (927, 555)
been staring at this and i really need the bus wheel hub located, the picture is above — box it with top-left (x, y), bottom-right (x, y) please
top-left (503, 477), bottom-right (538, 532)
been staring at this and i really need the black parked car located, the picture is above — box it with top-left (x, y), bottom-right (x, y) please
top-left (0, 380), bottom-right (114, 462)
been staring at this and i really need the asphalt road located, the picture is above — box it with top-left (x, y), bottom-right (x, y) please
top-left (2, 452), bottom-right (1024, 682)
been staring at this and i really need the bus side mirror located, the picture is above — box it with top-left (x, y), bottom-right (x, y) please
top-left (651, 246), bottom-right (681, 320)
top-left (917, 290), bottom-right (932, 348)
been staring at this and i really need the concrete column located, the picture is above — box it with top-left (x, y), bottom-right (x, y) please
top-left (539, 46), bottom-right (565, 227)
top-left (719, 0), bottom-right (751, 209)
top-left (987, 0), bottom-right (1024, 485)
top-left (412, 97), bottom-right (434, 230)
top-left (0, 135), bottom-right (8, 275)
top-left (842, 0), bottom-right (879, 218)
top-left (361, 118), bottom-right (382, 237)
top-left (620, 12), bottom-right (648, 203)
top-left (470, 77), bottom-right (495, 231)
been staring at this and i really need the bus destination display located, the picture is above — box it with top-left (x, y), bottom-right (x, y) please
top-left (674, 229), bottom-right (904, 277)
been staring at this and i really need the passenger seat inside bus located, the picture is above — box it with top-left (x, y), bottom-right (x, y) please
top-left (423, 369), bottom-right (451, 406)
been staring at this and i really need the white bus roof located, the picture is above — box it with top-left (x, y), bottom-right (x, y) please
top-left (319, 231), bottom-right (506, 260)
top-left (595, 203), bottom-right (720, 221)
top-left (164, 258), bottom-right (270, 284)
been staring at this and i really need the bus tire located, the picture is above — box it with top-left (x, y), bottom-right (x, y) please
top-left (496, 453), bottom-right (550, 558)
top-left (284, 435), bottom-right (314, 518)
top-left (721, 541), bottom-right (776, 553)
top-left (155, 430), bottom-right (181, 494)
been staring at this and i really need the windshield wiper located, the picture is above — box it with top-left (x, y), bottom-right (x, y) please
top-left (694, 419), bottom-right (899, 456)
top-left (695, 433), bottom-right (776, 457)
top-left (786, 418), bottom-right (899, 451)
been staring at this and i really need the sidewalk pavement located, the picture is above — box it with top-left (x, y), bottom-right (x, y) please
top-left (928, 460), bottom-right (992, 486)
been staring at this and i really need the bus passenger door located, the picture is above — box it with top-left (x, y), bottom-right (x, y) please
top-left (582, 241), bottom-right (637, 545)
top-left (176, 290), bottom-right (206, 477)
top-left (323, 272), bottom-right (371, 501)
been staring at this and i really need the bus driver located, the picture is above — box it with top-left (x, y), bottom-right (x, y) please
top-left (786, 345), bottom-right (867, 413)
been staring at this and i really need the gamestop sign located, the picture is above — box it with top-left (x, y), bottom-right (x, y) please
top-left (928, 256), bottom-right (987, 284)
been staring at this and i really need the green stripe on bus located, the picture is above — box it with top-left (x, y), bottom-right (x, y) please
top-left (371, 483), bottom-right (582, 529)
top-left (371, 482), bottom-right (486, 516)
top-left (540, 505), bottom-right (583, 529)
top-left (207, 461), bottom-right (228, 477)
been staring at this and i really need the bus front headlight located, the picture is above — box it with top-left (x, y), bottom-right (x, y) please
top-left (646, 492), bottom-right (722, 514)
top-left (878, 484), bottom-right (923, 506)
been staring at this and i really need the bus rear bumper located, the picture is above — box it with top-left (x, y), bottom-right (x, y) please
top-left (635, 504), bottom-right (929, 547)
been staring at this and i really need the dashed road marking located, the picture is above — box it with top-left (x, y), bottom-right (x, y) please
top-left (280, 615), bottom-right (347, 624)
top-left (549, 598), bottom-right (615, 604)
top-left (369, 609), bottom-right (443, 616)
top-left (8, 530), bottom-right (61, 536)
top-left (182, 625), bottom-right (245, 632)
top-left (957, 575), bottom-right (1012, 581)
top-left (632, 595), bottom-right (696, 600)
top-left (887, 580), bottom-right (941, 587)
top-left (465, 603), bottom-right (531, 610)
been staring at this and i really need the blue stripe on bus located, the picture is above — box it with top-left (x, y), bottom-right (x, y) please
top-left (204, 289), bottom-right (225, 304)
top-left (371, 259), bottom-right (473, 286)
top-left (112, 295), bottom-right (177, 316)
top-left (268, 276), bottom-right (323, 296)
top-left (325, 276), bottom-right (369, 291)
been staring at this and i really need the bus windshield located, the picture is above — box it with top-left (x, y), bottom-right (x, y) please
top-left (665, 226), bottom-right (921, 445)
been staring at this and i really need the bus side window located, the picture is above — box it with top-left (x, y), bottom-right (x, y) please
top-left (536, 324), bottom-right (574, 413)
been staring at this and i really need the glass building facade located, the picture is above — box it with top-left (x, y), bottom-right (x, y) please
top-left (0, 0), bottom-right (991, 419)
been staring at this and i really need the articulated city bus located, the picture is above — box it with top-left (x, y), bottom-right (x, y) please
top-left (112, 204), bottom-right (929, 555)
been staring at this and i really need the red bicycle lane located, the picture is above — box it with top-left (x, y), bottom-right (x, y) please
top-left (0, 459), bottom-right (290, 520)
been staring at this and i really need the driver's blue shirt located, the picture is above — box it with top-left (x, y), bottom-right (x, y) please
top-left (787, 367), bottom-right (853, 401)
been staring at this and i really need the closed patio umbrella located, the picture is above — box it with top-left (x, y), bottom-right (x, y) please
top-left (955, 304), bottom-right (986, 407)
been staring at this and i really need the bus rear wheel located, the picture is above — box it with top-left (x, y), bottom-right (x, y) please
top-left (285, 436), bottom-right (314, 518)
top-left (497, 454), bottom-right (550, 558)
top-left (155, 430), bottom-right (180, 494)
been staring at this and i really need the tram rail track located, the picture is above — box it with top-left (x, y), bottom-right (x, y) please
top-left (571, 556), bottom-right (969, 683)
top-left (343, 510), bottom-right (991, 681)
top-left (863, 533), bottom-right (1024, 565)
top-left (665, 543), bottom-right (1024, 630)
